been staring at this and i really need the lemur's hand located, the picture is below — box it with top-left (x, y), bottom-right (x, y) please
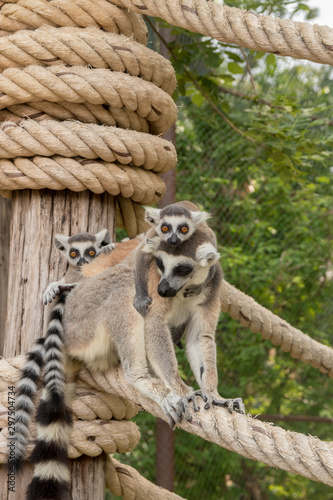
top-left (133, 295), bottom-right (152, 316)
top-left (183, 284), bottom-right (203, 298)
top-left (100, 243), bottom-right (116, 255)
top-left (43, 283), bottom-right (76, 305)
top-left (43, 282), bottom-right (61, 305)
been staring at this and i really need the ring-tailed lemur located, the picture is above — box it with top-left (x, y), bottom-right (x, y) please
top-left (12, 230), bottom-right (113, 473)
top-left (43, 229), bottom-right (114, 304)
top-left (25, 207), bottom-right (244, 499)
top-left (134, 200), bottom-right (214, 316)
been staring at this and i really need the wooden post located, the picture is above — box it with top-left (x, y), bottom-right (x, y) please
top-left (0, 196), bottom-right (12, 355)
top-left (0, 188), bottom-right (115, 500)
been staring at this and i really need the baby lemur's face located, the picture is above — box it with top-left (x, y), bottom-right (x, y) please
top-left (145, 205), bottom-right (211, 248)
top-left (54, 230), bottom-right (111, 267)
top-left (154, 243), bottom-right (220, 298)
top-left (156, 215), bottom-right (195, 247)
top-left (66, 238), bottom-right (99, 267)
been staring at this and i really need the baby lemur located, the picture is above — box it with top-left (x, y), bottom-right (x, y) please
top-left (134, 200), bottom-right (214, 316)
top-left (43, 229), bottom-right (114, 304)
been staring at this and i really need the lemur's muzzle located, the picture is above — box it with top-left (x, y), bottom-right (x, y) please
top-left (158, 279), bottom-right (177, 297)
top-left (168, 234), bottom-right (181, 246)
top-left (77, 258), bottom-right (87, 267)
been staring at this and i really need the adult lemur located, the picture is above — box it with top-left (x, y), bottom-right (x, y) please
top-left (19, 202), bottom-right (244, 499)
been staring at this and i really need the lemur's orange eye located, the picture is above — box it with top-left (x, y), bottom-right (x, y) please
top-left (70, 251), bottom-right (77, 258)
top-left (181, 226), bottom-right (189, 233)
top-left (89, 250), bottom-right (96, 256)
top-left (161, 225), bottom-right (169, 233)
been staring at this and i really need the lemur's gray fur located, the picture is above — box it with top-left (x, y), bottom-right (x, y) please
top-left (134, 200), bottom-right (214, 316)
top-left (43, 229), bottom-right (114, 304)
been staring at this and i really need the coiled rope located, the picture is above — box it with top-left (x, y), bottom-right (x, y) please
top-left (0, 6), bottom-right (178, 234)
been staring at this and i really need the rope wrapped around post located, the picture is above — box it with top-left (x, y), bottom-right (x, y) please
top-left (0, 5), bottom-right (178, 234)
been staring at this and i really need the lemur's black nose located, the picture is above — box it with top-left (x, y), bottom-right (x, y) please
top-left (169, 234), bottom-right (180, 245)
top-left (77, 258), bottom-right (87, 267)
top-left (158, 280), bottom-right (177, 297)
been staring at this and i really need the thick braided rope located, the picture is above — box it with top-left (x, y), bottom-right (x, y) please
top-left (0, 0), bottom-right (149, 45)
top-left (0, 103), bottom-right (161, 133)
top-left (0, 27), bottom-right (176, 95)
top-left (116, 197), bottom-right (151, 236)
top-left (0, 5), bottom-right (177, 234)
top-left (106, 456), bottom-right (185, 499)
top-left (0, 120), bottom-right (177, 167)
top-left (110, 0), bottom-right (333, 66)
top-left (0, 102), bottom-right (154, 132)
top-left (0, 66), bottom-right (177, 134)
top-left (79, 367), bottom-right (333, 486)
top-left (0, 156), bottom-right (167, 204)
top-left (0, 419), bottom-right (140, 462)
top-left (0, 356), bottom-right (140, 424)
top-left (220, 281), bottom-right (333, 377)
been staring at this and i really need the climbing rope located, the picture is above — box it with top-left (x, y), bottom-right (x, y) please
top-left (109, 0), bottom-right (333, 66)
top-left (1, 357), bottom-right (333, 486)
top-left (220, 281), bottom-right (333, 377)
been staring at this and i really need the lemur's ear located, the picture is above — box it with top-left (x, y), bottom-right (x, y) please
top-left (95, 229), bottom-right (111, 247)
top-left (141, 236), bottom-right (160, 254)
top-left (54, 234), bottom-right (69, 252)
top-left (144, 206), bottom-right (161, 225)
top-left (191, 210), bottom-right (211, 228)
top-left (196, 243), bottom-right (220, 267)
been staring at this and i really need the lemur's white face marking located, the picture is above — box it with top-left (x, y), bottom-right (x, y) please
top-left (153, 243), bottom-right (220, 298)
top-left (54, 230), bottom-right (110, 267)
top-left (145, 206), bottom-right (211, 247)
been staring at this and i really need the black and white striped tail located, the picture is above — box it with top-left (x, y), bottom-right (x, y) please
top-left (27, 293), bottom-right (73, 500)
top-left (11, 338), bottom-right (45, 472)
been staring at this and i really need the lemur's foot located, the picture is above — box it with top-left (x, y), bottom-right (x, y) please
top-left (161, 393), bottom-right (187, 428)
top-left (133, 296), bottom-right (152, 316)
top-left (194, 391), bottom-right (245, 414)
top-left (185, 392), bottom-right (202, 414)
top-left (213, 396), bottom-right (245, 414)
